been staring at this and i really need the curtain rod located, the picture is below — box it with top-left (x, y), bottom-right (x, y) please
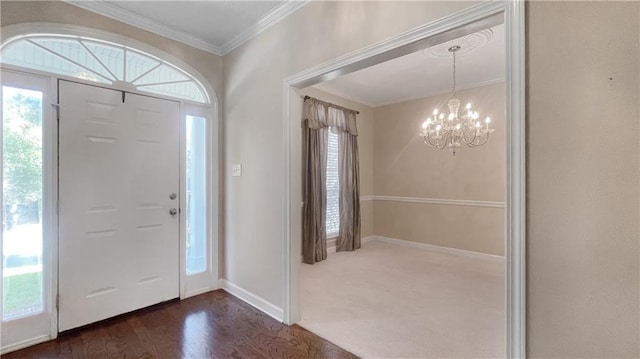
top-left (303, 95), bottom-right (360, 115)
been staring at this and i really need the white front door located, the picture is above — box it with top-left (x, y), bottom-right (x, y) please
top-left (58, 80), bottom-right (180, 331)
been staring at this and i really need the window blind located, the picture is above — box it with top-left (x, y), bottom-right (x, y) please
top-left (326, 130), bottom-right (340, 237)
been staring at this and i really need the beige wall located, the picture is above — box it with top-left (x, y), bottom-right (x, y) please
top-left (527, 2), bottom-right (639, 357)
top-left (373, 83), bottom-right (505, 256)
top-left (223, 0), bottom-right (477, 307)
top-left (300, 87), bottom-right (374, 238)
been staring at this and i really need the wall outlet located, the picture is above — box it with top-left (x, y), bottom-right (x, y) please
top-left (232, 164), bottom-right (242, 177)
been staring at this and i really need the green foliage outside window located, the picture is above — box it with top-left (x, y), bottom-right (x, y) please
top-left (3, 89), bottom-right (43, 228)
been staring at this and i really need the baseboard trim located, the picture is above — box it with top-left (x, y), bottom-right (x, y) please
top-left (219, 279), bottom-right (283, 322)
top-left (1, 335), bottom-right (51, 355)
top-left (371, 235), bottom-right (504, 262)
top-left (326, 235), bottom-right (375, 255)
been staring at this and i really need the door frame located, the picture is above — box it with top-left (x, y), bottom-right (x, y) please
top-left (0, 25), bottom-right (220, 352)
top-left (281, 1), bottom-right (526, 358)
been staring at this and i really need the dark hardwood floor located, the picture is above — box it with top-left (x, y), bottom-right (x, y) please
top-left (4, 290), bottom-right (358, 359)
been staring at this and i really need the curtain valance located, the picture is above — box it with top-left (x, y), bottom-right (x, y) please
top-left (303, 97), bottom-right (358, 136)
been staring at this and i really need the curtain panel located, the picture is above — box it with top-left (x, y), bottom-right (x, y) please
top-left (302, 122), bottom-right (328, 264)
top-left (337, 132), bottom-right (361, 252)
top-left (302, 97), bottom-right (361, 264)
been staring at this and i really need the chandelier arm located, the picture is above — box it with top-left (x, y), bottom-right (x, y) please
top-left (462, 128), bottom-right (478, 146)
top-left (440, 132), bottom-right (450, 150)
top-left (472, 133), bottom-right (491, 147)
top-left (423, 135), bottom-right (439, 148)
top-left (467, 133), bottom-right (490, 147)
top-left (459, 127), bottom-right (471, 145)
top-left (429, 134), bottom-right (445, 149)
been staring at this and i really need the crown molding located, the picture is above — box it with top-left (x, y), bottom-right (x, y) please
top-left (64, 1), bottom-right (223, 55)
top-left (63, 1), bottom-right (310, 57)
top-left (220, 0), bottom-right (310, 55)
top-left (316, 78), bottom-right (505, 109)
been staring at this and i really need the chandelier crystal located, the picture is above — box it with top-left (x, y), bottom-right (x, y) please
top-left (419, 45), bottom-right (494, 155)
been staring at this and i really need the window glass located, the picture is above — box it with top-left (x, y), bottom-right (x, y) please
top-left (81, 40), bottom-right (125, 80)
top-left (326, 130), bottom-right (340, 237)
top-left (1, 36), bottom-right (208, 103)
top-left (2, 85), bottom-right (44, 321)
top-left (133, 64), bottom-right (189, 85)
top-left (185, 115), bottom-right (207, 275)
top-left (138, 82), bottom-right (205, 104)
top-left (125, 50), bottom-right (160, 83)
top-left (30, 38), bottom-right (116, 82)
top-left (1, 40), bottom-right (111, 84)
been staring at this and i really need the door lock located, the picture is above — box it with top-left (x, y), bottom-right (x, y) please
top-left (169, 208), bottom-right (178, 216)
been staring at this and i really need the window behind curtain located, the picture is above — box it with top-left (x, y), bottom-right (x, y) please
top-left (326, 129), bottom-right (340, 237)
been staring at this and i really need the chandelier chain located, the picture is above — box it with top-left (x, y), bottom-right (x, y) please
top-left (452, 49), bottom-right (456, 97)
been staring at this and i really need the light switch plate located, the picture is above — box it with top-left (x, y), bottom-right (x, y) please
top-left (232, 164), bottom-right (242, 177)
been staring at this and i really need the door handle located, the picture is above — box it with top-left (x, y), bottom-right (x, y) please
top-left (169, 208), bottom-right (178, 216)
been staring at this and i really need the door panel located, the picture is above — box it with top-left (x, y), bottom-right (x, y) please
top-left (58, 81), bottom-right (179, 331)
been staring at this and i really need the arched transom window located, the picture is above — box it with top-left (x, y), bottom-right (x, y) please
top-left (1, 34), bottom-right (209, 104)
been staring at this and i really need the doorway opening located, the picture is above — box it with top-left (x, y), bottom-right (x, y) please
top-left (283, 2), bottom-right (525, 358)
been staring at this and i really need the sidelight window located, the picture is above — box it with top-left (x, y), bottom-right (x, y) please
top-left (185, 115), bottom-right (207, 275)
top-left (2, 85), bottom-right (44, 321)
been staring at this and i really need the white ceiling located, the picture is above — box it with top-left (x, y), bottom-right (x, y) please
top-left (65, 0), bottom-right (308, 55)
top-left (313, 24), bottom-right (505, 108)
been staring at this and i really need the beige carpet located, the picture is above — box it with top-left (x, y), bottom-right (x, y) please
top-left (299, 239), bottom-right (505, 359)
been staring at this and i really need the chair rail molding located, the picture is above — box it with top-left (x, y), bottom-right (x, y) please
top-left (368, 195), bottom-right (505, 208)
top-left (282, 1), bottom-right (525, 358)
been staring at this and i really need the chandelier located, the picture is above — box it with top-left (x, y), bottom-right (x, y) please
top-left (419, 45), bottom-right (494, 155)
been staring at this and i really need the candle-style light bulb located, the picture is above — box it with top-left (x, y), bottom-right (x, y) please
top-left (433, 109), bottom-right (438, 115)
top-left (485, 116), bottom-right (491, 124)
top-left (466, 103), bottom-right (472, 110)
